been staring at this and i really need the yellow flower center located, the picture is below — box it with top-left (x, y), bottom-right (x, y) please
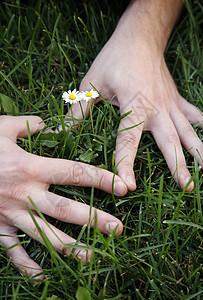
top-left (86, 92), bottom-right (92, 97)
top-left (69, 94), bottom-right (76, 100)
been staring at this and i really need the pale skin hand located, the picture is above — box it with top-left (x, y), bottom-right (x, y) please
top-left (67, 0), bottom-right (203, 191)
top-left (0, 115), bottom-right (127, 279)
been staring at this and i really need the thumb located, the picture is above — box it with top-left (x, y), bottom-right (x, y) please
top-left (58, 81), bottom-right (101, 132)
top-left (0, 115), bottom-right (45, 142)
top-left (57, 100), bottom-right (92, 132)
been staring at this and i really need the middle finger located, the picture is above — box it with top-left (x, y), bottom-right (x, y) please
top-left (28, 189), bottom-right (123, 235)
top-left (27, 156), bottom-right (127, 197)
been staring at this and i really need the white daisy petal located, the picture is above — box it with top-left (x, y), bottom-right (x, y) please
top-left (62, 89), bottom-right (81, 104)
top-left (80, 89), bottom-right (99, 102)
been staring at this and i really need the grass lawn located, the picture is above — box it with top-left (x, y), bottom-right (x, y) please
top-left (0, 0), bottom-right (202, 299)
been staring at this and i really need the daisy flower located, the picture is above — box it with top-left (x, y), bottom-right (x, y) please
top-left (62, 89), bottom-right (81, 104)
top-left (80, 89), bottom-right (99, 102)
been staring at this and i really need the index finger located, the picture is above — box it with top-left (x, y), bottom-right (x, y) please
top-left (115, 104), bottom-right (145, 191)
top-left (26, 154), bottom-right (127, 197)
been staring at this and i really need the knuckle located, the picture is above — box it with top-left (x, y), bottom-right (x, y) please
top-left (120, 159), bottom-right (134, 169)
top-left (31, 116), bottom-right (43, 125)
top-left (31, 224), bottom-right (42, 239)
top-left (17, 155), bottom-right (41, 179)
top-left (97, 170), bottom-right (106, 189)
top-left (167, 134), bottom-right (180, 147)
top-left (54, 204), bottom-right (67, 221)
top-left (181, 123), bottom-right (194, 135)
top-left (0, 184), bottom-right (25, 202)
top-left (15, 161), bottom-right (31, 180)
top-left (0, 202), bottom-right (9, 219)
top-left (70, 164), bottom-right (84, 185)
top-left (177, 163), bottom-right (187, 170)
top-left (90, 208), bottom-right (96, 228)
top-left (0, 162), bottom-right (27, 203)
top-left (15, 159), bottom-right (27, 175)
top-left (118, 132), bottom-right (138, 150)
top-left (159, 134), bottom-right (179, 152)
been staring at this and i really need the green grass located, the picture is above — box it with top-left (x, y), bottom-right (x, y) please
top-left (0, 0), bottom-right (202, 299)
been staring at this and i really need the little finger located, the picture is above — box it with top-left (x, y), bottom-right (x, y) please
top-left (152, 115), bottom-right (193, 191)
top-left (171, 109), bottom-right (203, 166)
top-left (0, 229), bottom-right (44, 279)
top-left (179, 97), bottom-right (203, 129)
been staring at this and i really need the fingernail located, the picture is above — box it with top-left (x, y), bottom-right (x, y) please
top-left (37, 122), bottom-right (45, 130)
top-left (106, 222), bottom-right (119, 234)
top-left (57, 125), bottom-right (63, 132)
top-left (43, 128), bottom-right (54, 134)
top-left (75, 249), bottom-right (87, 262)
top-left (114, 181), bottom-right (126, 196)
top-left (186, 177), bottom-right (194, 191)
top-left (126, 176), bottom-right (136, 188)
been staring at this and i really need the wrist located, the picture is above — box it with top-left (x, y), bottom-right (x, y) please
top-left (113, 0), bottom-right (184, 55)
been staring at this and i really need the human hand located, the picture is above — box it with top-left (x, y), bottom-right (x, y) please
top-left (67, 33), bottom-right (203, 192)
top-left (0, 115), bottom-right (127, 279)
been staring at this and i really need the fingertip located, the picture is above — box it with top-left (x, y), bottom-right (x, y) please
top-left (184, 177), bottom-right (194, 192)
top-left (18, 264), bottom-right (44, 281)
top-left (113, 178), bottom-right (128, 196)
top-left (23, 116), bottom-right (46, 136)
top-left (117, 222), bottom-right (124, 235)
top-left (196, 120), bottom-right (203, 130)
top-left (74, 246), bottom-right (92, 263)
top-left (118, 172), bottom-right (136, 191)
top-left (4, 240), bottom-right (44, 281)
top-left (126, 175), bottom-right (137, 191)
top-left (42, 127), bottom-right (55, 134)
top-left (55, 124), bottom-right (63, 133)
top-left (36, 121), bottom-right (46, 131)
top-left (176, 173), bottom-right (194, 192)
top-left (106, 220), bottom-right (123, 236)
top-left (25, 116), bottom-right (45, 132)
top-left (31, 272), bottom-right (45, 282)
top-left (55, 121), bottom-right (76, 133)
